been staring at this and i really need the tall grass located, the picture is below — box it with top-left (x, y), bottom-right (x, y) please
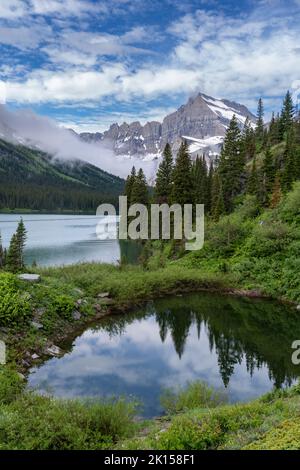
top-left (161, 381), bottom-right (227, 415)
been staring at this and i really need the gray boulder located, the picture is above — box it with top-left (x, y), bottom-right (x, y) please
top-left (18, 274), bottom-right (41, 283)
top-left (72, 310), bottom-right (81, 321)
top-left (31, 321), bottom-right (43, 330)
top-left (45, 345), bottom-right (63, 357)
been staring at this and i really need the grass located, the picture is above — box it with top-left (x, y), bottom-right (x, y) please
top-left (160, 381), bottom-right (228, 415)
top-left (117, 385), bottom-right (300, 451)
top-left (36, 262), bottom-right (231, 305)
top-left (1, 369), bottom-right (300, 450)
top-left (0, 368), bottom-right (138, 450)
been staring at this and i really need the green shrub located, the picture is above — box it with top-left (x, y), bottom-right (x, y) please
top-left (242, 220), bottom-right (290, 257)
top-left (157, 414), bottom-right (224, 450)
top-left (156, 401), bottom-right (277, 450)
top-left (160, 381), bottom-right (227, 415)
top-left (0, 273), bottom-right (31, 326)
top-left (245, 419), bottom-right (300, 450)
top-left (0, 367), bottom-right (24, 405)
top-left (0, 394), bottom-right (138, 450)
top-left (50, 294), bottom-right (75, 320)
top-left (279, 181), bottom-right (300, 223)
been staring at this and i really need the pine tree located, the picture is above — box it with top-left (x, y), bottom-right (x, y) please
top-left (130, 168), bottom-right (149, 205)
top-left (255, 98), bottom-right (264, 146)
top-left (218, 115), bottom-right (243, 212)
top-left (206, 161), bottom-right (214, 213)
top-left (16, 218), bottom-right (27, 269)
top-left (211, 170), bottom-right (225, 220)
top-left (269, 112), bottom-right (280, 145)
top-left (124, 166), bottom-right (136, 205)
top-left (282, 128), bottom-right (296, 192)
top-left (262, 147), bottom-right (275, 203)
top-left (6, 219), bottom-right (27, 272)
top-left (280, 91), bottom-right (294, 139)
top-left (247, 158), bottom-right (259, 196)
top-left (270, 174), bottom-right (283, 208)
top-left (155, 143), bottom-right (173, 203)
top-left (172, 141), bottom-right (194, 206)
top-left (6, 234), bottom-right (20, 273)
top-left (242, 117), bottom-right (256, 161)
top-left (192, 155), bottom-right (208, 206)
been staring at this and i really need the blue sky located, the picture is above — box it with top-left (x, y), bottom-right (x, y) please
top-left (0, 0), bottom-right (300, 132)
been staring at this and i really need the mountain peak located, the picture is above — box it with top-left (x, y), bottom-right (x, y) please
top-left (78, 91), bottom-right (256, 163)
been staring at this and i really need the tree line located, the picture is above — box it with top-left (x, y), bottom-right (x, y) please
top-left (124, 91), bottom-right (300, 222)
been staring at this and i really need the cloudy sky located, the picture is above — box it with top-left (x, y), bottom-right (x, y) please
top-left (0, 0), bottom-right (300, 132)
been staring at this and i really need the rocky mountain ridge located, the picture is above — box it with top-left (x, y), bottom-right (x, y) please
top-left (79, 93), bottom-right (256, 160)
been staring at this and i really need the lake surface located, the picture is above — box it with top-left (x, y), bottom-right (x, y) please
top-left (0, 214), bottom-right (139, 266)
top-left (28, 293), bottom-right (300, 417)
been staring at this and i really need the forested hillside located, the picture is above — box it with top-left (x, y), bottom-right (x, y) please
top-left (0, 139), bottom-right (124, 212)
top-left (124, 92), bottom-right (300, 303)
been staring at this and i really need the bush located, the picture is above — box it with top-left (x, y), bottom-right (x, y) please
top-left (0, 273), bottom-right (31, 326)
top-left (245, 419), bottom-right (300, 450)
top-left (50, 294), bottom-right (75, 320)
top-left (0, 394), bottom-right (138, 450)
top-left (156, 400), bottom-right (278, 450)
top-left (0, 367), bottom-right (24, 405)
top-left (242, 220), bottom-right (290, 257)
top-left (279, 181), bottom-right (300, 223)
top-left (160, 381), bottom-right (227, 415)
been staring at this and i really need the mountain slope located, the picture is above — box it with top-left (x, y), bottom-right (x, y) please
top-left (79, 93), bottom-right (256, 160)
top-left (0, 139), bottom-right (124, 212)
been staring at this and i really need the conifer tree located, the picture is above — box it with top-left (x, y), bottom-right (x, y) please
top-left (192, 155), bottom-right (208, 206)
top-left (124, 166), bottom-right (136, 205)
top-left (16, 218), bottom-right (27, 269)
top-left (280, 91), bottom-right (294, 139)
top-left (155, 143), bottom-right (173, 203)
top-left (6, 234), bottom-right (20, 273)
top-left (172, 141), bottom-right (194, 206)
top-left (255, 98), bottom-right (264, 145)
top-left (218, 115), bottom-right (243, 212)
top-left (270, 174), bottom-right (283, 208)
top-left (269, 112), bottom-right (280, 145)
top-left (247, 158), bottom-right (259, 196)
top-left (211, 171), bottom-right (225, 220)
top-left (130, 168), bottom-right (149, 205)
top-left (6, 219), bottom-right (27, 272)
top-left (262, 147), bottom-right (275, 202)
top-left (242, 118), bottom-right (256, 161)
top-left (206, 161), bottom-right (214, 213)
top-left (282, 128), bottom-right (296, 192)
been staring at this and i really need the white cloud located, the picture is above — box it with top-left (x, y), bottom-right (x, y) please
top-left (0, 0), bottom-right (27, 19)
top-left (30, 0), bottom-right (106, 17)
top-left (0, 1), bottom-right (299, 122)
top-left (0, 103), bottom-right (159, 179)
top-left (59, 106), bottom-right (176, 133)
top-left (167, 8), bottom-right (300, 103)
top-left (2, 63), bottom-right (204, 104)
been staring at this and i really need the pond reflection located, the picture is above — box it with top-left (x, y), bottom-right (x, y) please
top-left (28, 293), bottom-right (300, 417)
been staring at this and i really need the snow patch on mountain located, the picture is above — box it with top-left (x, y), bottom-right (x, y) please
top-left (201, 95), bottom-right (251, 126)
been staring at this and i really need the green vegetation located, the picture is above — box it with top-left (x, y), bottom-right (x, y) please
top-left (0, 139), bottom-right (124, 211)
top-left (176, 182), bottom-right (300, 303)
top-left (0, 369), bottom-right (137, 450)
top-left (0, 367), bottom-right (300, 450)
top-left (118, 383), bottom-right (300, 451)
top-left (0, 272), bottom-right (31, 326)
top-left (0, 93), bottom-right (300, 450)
top-left (160, 381), bottom-right (227, 415)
